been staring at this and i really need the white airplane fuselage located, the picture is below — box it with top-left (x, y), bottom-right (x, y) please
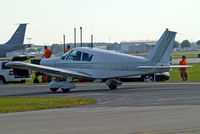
top-left (40, 47), bottom-right (169, 79)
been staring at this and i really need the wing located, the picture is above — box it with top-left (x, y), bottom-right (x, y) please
top-left (137, 65), bottom-right (192, 69)
top-left (6, 61), bottom-right (92, 78)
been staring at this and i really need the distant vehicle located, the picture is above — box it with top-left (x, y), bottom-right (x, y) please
top-left (0, 24), bottom-right (31, 57)
top-left (120, 72), bottom-right (169, 82)
top-left (0, 60), bottom-right (31, 84)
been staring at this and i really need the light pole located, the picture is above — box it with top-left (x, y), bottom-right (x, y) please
top-left (80, 26), bottom-right (82, 47)
top-left (27, 38), bottom-right (32, 44)
top-left (74, 28), bottom-right (76, 48)
top-left (63, 34), bottom-right (66, 54)
top-left (91, 34), bottom-right (93, 48)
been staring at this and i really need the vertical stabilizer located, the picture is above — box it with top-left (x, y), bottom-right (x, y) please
top-left (5, 24), bottom-right (27, 45)
top-left (147, 29), bottom-right (176, 65)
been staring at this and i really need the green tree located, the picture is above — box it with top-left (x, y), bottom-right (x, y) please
top-left (196, 40), bottom-right (200, 45)
top-left (51, 44), bottom-right (64, 53)
top-left (173, 41), bottom-right (180, 48)
top-left (181, 40), bottom-right (191, 48)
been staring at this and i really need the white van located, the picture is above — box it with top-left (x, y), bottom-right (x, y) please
top-left (0, 61), bottom-right (31, 84)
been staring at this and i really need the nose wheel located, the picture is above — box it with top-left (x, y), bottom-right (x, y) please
top-left (48, 79), bottom-right (76, 92)
top-left (106, 79), bottom-right (122, 89)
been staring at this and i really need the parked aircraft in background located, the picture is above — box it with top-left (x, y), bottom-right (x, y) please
top-left (0, 24), bottom-right (31, 57)
top-left (7, 29), bottom-right (191, 92)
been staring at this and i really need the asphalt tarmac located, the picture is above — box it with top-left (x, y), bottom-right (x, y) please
top-left (0, 82), bottom-right (200, 134)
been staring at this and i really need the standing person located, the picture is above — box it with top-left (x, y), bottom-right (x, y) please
top-left (43, 46), bottom-right (52, 58)
top-left (179, 55), bottom-right (188, 81)
top-left (65, 45), bottom-right (71, 53)
top-left (42, 46), bottom-right (52, 82)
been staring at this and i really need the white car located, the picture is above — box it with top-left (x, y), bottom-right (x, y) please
top-left (0, 61), bottom-right (31, 84)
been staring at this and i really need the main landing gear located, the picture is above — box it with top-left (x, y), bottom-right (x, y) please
top-left (48, 78), bottom-right (76, 92)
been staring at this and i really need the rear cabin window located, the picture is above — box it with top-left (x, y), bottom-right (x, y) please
top-left (67, 50), bottom-right (82, 61)
top-left (82, 52), bottom-right (93, 61)
top-left (2, 62), bottom-right (11, 69)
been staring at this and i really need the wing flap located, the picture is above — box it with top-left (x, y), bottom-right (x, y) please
top-left (6, 62), bottom-right (92, 78)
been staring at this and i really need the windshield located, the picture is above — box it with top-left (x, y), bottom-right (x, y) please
top-left (67, 50), bottom-right (81, 61)
top-left (61, 50), bottom-right (71, 60)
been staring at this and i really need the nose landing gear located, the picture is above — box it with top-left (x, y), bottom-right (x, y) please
top-left (106, 79), bottom-right (122, 89)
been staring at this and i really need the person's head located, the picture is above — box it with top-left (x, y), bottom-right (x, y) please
top-left (67, 45), bottom-right (70, 49)
top-left (182, 55), bottom-right (186, 60)
top-left (44, 46), bottom-right (48, 50)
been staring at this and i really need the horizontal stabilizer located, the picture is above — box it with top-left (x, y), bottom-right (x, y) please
top-left (137, 65), bottom-right (192, 69)
top-left (6, 62), bottom-right (92, 78)
top-left (170, 65), bottom-right (192, 68)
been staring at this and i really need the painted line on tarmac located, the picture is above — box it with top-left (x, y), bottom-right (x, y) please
top-left (124, 82), bottom-right (200, 86)
top-left (138, 127), bottom-right (200, 134)
top-left (1, 82), bottom-right (200, 88)
top-left (0, 84), bottom-right (48, 88)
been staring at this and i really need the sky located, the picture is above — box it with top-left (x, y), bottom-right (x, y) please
top-left (0, 0), bottom-right (200, 45)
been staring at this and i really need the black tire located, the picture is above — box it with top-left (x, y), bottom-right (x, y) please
top-left (61, 88), bottom-right (70, 92)
top-left (0, 76), bottom-right (6, 84)
top-left (50, 88), bottom-right (59, 92)
top-left (143, 75), bottom-right (154, 82)
top-left (109, 85), bottom-right (117, 89)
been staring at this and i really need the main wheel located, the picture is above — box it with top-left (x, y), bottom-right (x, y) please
top-left (50, 88), bottom-right (59, 92)
top-left (0, 76), bottom-right (6, 84)
top-left (62, 88), bottom-right (70, 92)
top-left (143, 75), bottom-right (154, 83)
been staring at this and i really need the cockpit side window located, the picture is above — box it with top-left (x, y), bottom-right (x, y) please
top-left (67, 50), bottom-right (81, 61)
top-left (82, 52), bottom-right (93, 61)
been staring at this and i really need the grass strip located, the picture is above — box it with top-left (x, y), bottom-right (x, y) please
top-left (0, 97), bottom-right (97, 114)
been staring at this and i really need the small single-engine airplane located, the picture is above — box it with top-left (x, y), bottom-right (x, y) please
top-left (7, 29), bottom-right (191, 92)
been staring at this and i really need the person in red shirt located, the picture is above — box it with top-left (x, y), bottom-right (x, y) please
top-left (65, 45), bottom-right (71, 53)
top-left (42, 46), bottom-right (52, 82)
top-left (179, 55), bottom-right (188, 81)
top-left (43, 46), bottom-right (52, 58)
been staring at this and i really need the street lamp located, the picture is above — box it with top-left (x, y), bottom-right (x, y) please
top-left (74, 28), bottom-right (76, 48)
top-left (27, 38), bottom-right (32, 44)
top-left (80, 26), bottom-right (82, 47)
top-left (91, 34), bottom-right (93, 48)
top-left (63, 34), bottom-right (65, 54)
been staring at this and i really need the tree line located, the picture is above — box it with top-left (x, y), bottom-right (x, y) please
top-left (173, 40), bottom-right (200, 48)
